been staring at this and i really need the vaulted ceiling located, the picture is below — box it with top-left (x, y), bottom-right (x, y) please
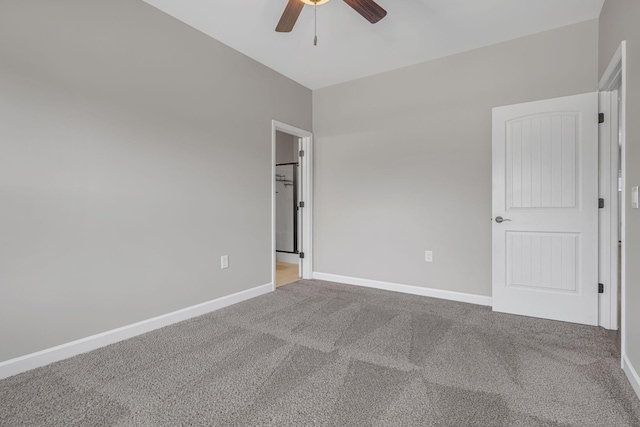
top-left (142, 0), bottom-right (604, 89)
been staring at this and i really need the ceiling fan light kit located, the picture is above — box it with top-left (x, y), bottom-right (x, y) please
top-left (301, 0), bottom-right (330, 5)
top-left (275, 0), bottom-right (387, 45)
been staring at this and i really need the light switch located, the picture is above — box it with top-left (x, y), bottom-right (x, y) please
top-left (632, 186), bottom-right (639, 209)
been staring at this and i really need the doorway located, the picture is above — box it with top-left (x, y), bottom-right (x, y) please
top-left (598, 88), bottom-right (621, 334)
top-left (599, 41), bottom-right (627, 362)
top-left (275, 131), bottom-right (301, 287)
top-left (271, 121), bottom-right (313, 290)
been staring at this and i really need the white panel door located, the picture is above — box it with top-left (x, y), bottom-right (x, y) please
top-left (492, 93), bottom-right (599, 326)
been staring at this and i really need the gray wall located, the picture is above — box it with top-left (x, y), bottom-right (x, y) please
top-left (313, 20), bottom-right (598, 296)
top-left (599, 0), bottom-right (640, 379)
top-left (276, 131), bottom-right (297, 164)
top-left (0, 0), bottom-right (311, 362)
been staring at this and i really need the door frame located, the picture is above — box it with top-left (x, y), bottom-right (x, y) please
top-left (271, 120), bottom-right (313, 290)
top-left (598, 90), bottom-right (619, 331)
top-left (598, 41), bottom-right (627, 357)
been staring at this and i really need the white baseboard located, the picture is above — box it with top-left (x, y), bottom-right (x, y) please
top-left (0, 282), bottom-right (272, 380)
top-left (312, 272), bottom-right (492, 307)
top-left (623, 353), bottom-right (640, 401)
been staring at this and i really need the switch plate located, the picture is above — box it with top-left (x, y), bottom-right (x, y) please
top-left (633, 186), bottom-right (639, 209)
top-left (425, 251), bottom-right (433, 263)
top-left (221, 255), bottom-right (229, 269)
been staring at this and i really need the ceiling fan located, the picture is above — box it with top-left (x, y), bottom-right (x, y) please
top-left (275, 0), bottom-right (387, 33)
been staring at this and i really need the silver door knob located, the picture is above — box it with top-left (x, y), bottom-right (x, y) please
top-left (495, 216), bottom-right (511, 223)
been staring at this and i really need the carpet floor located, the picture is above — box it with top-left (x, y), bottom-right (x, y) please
top-left (1, 279), bottom-right (639, 426)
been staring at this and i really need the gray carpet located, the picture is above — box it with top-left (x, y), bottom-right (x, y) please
top-left (1, 279), bottom-right (639, 426)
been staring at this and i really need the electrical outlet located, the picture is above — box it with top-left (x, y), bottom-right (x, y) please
top-left (221, 255), bottom-right (229, 269)
top-left (425, 251), bottom-right (433, 263)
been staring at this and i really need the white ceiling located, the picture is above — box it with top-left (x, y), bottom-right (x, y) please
top-left (142, 0), bottom-right (604, 90)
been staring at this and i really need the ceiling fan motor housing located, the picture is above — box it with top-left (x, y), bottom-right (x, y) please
top-left (276, 0), bottom-right (386, 33)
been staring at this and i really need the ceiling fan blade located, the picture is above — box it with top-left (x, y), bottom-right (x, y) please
top-left (343, 0), bottom-right (387, 23)
top-left (276, 0), bottom-right (305, 32)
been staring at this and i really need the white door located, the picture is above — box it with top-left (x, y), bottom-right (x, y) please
top-left (492, 92), bottom-right (599, 326)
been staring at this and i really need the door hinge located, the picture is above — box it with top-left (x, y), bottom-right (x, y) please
top-left (299, 150), bottom-right (305, 157)
top-left (599, 198), bottom-right (605, 209)
top-left (299, 201), bottom-right (305, 208)
top-left (598, 283), bottom-right (604, 294)
top-left (599, 113), bottom-right (605, 124)
top-left (299, 252), bottom-right (305, 259)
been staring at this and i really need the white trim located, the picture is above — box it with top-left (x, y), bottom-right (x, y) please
top-left (599, 41), bottom-right (627, 367)
top-left (623, 354), bottom-right (640, 401)
top-left (312, 272), bottom-right (492, 306)
top-left (599, 42), bottom-right (624, 90)
top-left (0, 283), bottom-right (272, 380)
top-left (272, 120), bottom-right (313, 289)
top-left (300, 133), bottom-right (313, 280)
top-left (597, 91), bottom-right (619, 330)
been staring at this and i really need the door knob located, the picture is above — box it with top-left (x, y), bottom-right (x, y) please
top-left (495, 216), bottom-right (511, 223)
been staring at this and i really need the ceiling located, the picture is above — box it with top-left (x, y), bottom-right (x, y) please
top-left (141, 0), bottom-right (604, 90)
